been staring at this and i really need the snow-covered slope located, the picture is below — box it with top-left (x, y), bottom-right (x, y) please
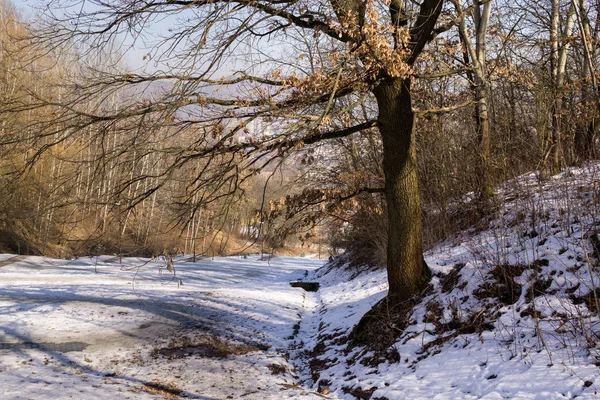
top-left (300, 164), bottom-right (600, 399)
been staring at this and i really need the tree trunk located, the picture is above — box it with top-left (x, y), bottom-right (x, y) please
top-left (373, 77), bottom-right (428, 307)
top-left (574, 119), bottom-right (596, 160)
top-left (573, 0), bottom-right (597, 161)
top-left (551, 97), bottom-right (563, 170)
top-left (455, 0), bottom-right (493, 201)
top-left (474, 0), bottom-right (492, 201)
top-left (476, 85), bottom-right (492, 200)
top-left (550, 0), bottom-right (561, 171)
top-left (550, 0), bottom-right (576, 170)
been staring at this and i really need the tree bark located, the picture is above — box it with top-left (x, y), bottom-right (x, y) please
top-left (573, 0), bottom-right (598, 161)
top-left (550, 0), bottom-right (561, 170)
top-left (373, 77), bottom-right (428, 307)
top-left (476, 89), bottom-right (492, 198)
top-left (550, 0), bottom-right (576, 170)
top-left (474, 0), bottom-right (492, 200)
top-left (455, 0), bottom-right (493, 201)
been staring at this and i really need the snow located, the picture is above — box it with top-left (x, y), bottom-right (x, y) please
top-left (0, 255), bottom-right (327, 399)
top-left (302, 164), bottom-right (600, 399)
top-left (2, 164), bottom-right (600, 399)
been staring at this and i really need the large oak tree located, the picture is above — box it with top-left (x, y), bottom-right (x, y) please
top-left (19, 0), bottom-right (445, 307)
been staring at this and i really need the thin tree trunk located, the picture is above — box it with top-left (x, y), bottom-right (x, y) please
top-left (143, 188), bottom-right (157, 247)
top-left (574, 0), bottom-right (598, 160)
top-left (550, 0), bottom-right (576, 170)
top-left (474, 0), bottom-right (492, 199)
top-left (455, 0), bottom-right (493, 200)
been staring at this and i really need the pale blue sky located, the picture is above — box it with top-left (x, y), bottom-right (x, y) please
top-left (14, 0), bottom-right (180, 73)
top-left (13, 0), bottom-right (300, 82)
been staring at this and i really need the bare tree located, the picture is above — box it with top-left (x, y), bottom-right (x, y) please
top-left (5, 0), bottom-right (449, 306)
top-left (453, 0), bottom-right (493, 200)
top-left (573, 0), bottom-right (599, 161)
top-left (548, 0), bottom-right (576, 169)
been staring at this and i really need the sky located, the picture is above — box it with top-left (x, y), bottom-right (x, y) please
top-left (15, 0), bottom-right (295, 78)
top-left (14, 0), bottom-right (191, 74)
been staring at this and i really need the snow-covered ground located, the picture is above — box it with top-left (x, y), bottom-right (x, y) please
top-left (0, 254), bottom-right (327, 399)
top-left (3, 164), bottom-right (600, 400)
top-left (302, 165), bottom-right (600, 399)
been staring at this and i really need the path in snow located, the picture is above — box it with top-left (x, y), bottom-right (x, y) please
top-left (0, 255), bottom-right (26, 269)
top-left (288, 271), bottom-right (325, 389)
top-left (0, 254), bottom-right (329, 399)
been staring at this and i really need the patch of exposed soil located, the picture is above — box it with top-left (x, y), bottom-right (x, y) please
top-left (153, 334), bottom-right (262, 359)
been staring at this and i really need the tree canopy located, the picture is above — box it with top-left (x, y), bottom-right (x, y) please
top-left (1, 0), bottom-right (448, 305)
top-left (5, 0), bottom-right (600, 310)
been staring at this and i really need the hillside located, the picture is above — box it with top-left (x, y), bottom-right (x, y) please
top-left (297, 163), bottom-right (600, 399)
